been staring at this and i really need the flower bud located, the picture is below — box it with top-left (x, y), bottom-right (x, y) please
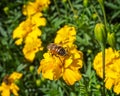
top-left (87, 49), bottom-right (92, 54)
top-left (92, 13), bottom-right (97, 20)
top-left (96, 84), bottom-right (101, 89)
top-left (94, 23), bottom-right (107, 44)
top-left (62, 0), bottom-right (67, 3)
top-left (107, 32), bottom-right (116, 49)
top-left (83, 0), bottom-right (88, 7)
top-left (14, 79), bottom-right (20, 85)
top-left (29, 65), bottom-right (35, 73)
top-left (36, 79), bottom-right (41, 87)
top-left (3, 7), bottom-right (9, 15)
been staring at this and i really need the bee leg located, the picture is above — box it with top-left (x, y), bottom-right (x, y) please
top-left (58, 56), bottom-right (63, 64)
top-left (64, 46), bottom-right (70, 57)
top-left (55, 55), bottom-right (63, 64)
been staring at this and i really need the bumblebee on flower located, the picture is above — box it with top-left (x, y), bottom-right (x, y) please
top-left (38, 25), bottom-right (83, 85)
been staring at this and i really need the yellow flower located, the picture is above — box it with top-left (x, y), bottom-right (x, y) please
top-left (0, 72), bottom-right (22, 96)
top-left (38, 45), bottom-right (83, 85)
top-left (23, 0), bottom-right (50, 16)
top-left (38, 25), bottom-right (83, 85)
top-left (23, 36), bottom-right (43, 62)
top-left (31, 12), bottom-right (46, 27)
top-left (93, 47), bottom-right (120, 94)
top-left (12, 17), bottom-right (42, 45)
top-left (54, 25), bottom-right (76, 47)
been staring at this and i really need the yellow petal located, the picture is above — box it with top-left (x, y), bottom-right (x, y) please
top-left (64, 58), bottom-right (72, 68)
top-left (9, 72), bottom-right (22, 81)
top-left (105, 78), bottom-right (114, 89)
top-left (14, 38), bottom-right (23, 45)
top-left (1, 89), bottom-right (10, 96)
top-left (23, 49), bottom-right (35, 62)
top-left (22, 2), bottom-right (38, 16)
top-left (114, 83), bottom-right (120, 94)
top-left (23, 37), bottom-right (43, 62)
top-left (0, 85), bottom-right (3, 91)
top-left (63, 68), bottom-right (81, 85)
top-left (10, 83), bottom-right (19, 96)
top-left (42, 69), bottom-right (54, 80)
top-left (54, 25), bottom-right (76, 45)
top-left (53, 64), bottom-right (62, 80)
top-left (32, 13), bottom-right (46, 26)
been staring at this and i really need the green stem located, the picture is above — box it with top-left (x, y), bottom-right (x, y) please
top-left (91, 5), bottom-right (102, 23)
top-left (67, 0), bottom-right (75, 15)
top-left (101, 5), bottom-right (108, 32)
top-left (97, 1), bottom-right (107, 95)
top-left (60, 80), bottom-right (69, 96)
top-left (101, 43), bottom-right (106, 96)
top-left (53, 0), bottom-right (60, 16)
top-left (98, 0), bottom-right (108, 32)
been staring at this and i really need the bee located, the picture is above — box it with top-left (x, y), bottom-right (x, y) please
top-left (3, 75), bottom-right (11, 85)
top-left (47, 43), bottom-right (67, 56)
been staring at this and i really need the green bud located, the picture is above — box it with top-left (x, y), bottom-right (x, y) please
top-left (36, 79), bottom-right (41, 87)
top-left (96, 84), bottom-right (101, 89)
top-left (14, 79), bottom-right (20, 85)
top-left (3, 7), bottom-right (9, 15)
top-left (107, 32), bottom-right (116, 49)
top-left (92, 13), bottom-right (97, 20)
top-left (87, 49), bottom-right (92, 54)
top-left (29, 65), bottom-right (35, 73)
top-left (62, 0), bottom-right (67, 3)
top-left (94, 23), bottom-right (107, 44)
top-left (83, 0), bottom-right (88, 7)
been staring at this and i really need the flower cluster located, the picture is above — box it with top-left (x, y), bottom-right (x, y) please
top-left (38, 25), bottom-right (83, 85)
top-left (13, 0), bottom-right (50, 62)
top-left (0, 72), bottom-right (23, 96)
top-left (93, 48), bottom-right (120, 94)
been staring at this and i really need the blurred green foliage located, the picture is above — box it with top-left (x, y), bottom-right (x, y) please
top-left (0, 0), bottom-right (120, 96)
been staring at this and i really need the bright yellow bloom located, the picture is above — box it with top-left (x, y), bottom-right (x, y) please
top-left (38, 25), bottom-right (83, 85)
top-left (31, 12), bottom-right (46, 27)
top-left (12, 15), bottom-right (44, 45)
top-left (23, 0), bottom-right (50, 16)
top-left (54, 25), bottom-right (76, 47)
top-left (0, 72), bottom-right (22, 96)
top-left (93, 48), bottom-right (120, 94)
top-left (23, 35), bottom-right (43, 62)
top-left (38, 45), bottom-right (83, 85)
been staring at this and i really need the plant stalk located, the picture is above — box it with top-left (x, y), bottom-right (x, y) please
top-left (101, 43), bottom-right (106, 96)
top-left (101, 5), bottom-right (108, 32)
top-left (53, 0), bottom-right (60, 16)
top-left (67, 0), bottom-right (75, 15)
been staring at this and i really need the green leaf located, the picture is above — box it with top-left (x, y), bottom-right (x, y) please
top-left (16, 64), bottom-right (27, 72)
